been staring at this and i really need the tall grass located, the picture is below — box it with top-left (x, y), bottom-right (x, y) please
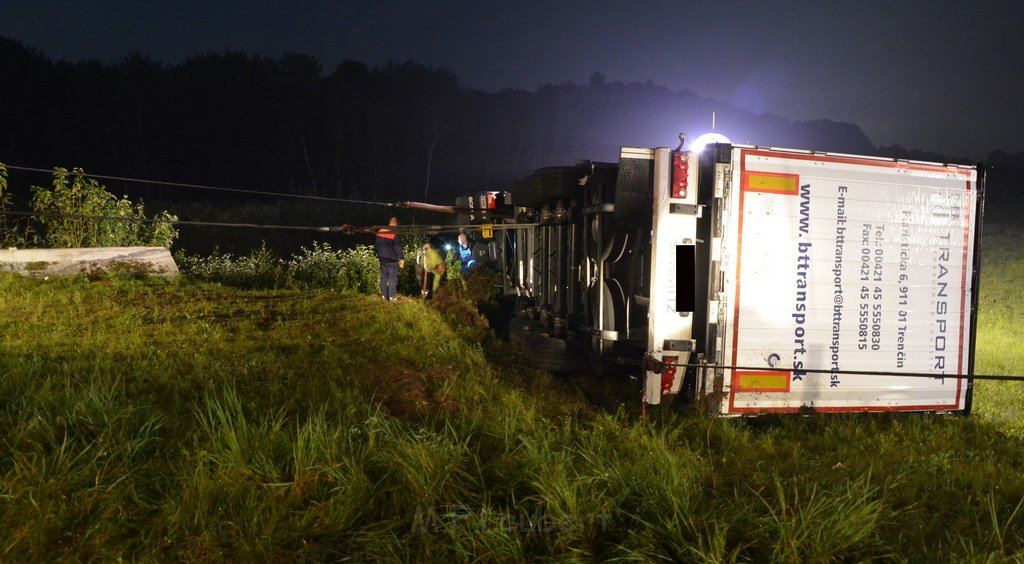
top-left (972, 223), bottom-right (1024, 433)
top-left (0, 221), bottom-right (1023, 560)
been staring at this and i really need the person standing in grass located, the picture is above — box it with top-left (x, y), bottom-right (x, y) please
top-left (375, 217), bottom-right (404, 300)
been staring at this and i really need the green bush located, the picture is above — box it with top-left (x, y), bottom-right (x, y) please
top-left (176, 243), bottom-right (286, 290)
top-left (29, 167), bottom-right (178, 248)
top-left (0, 163), bottom-right (34, 247)
top-left (334, 245), bottom-right (380, 294)
top-left (397, 235), bottom-right (426, 295)
top-left (287, 242), bottom-right (346, 290)
top-left (179, 242), bottom-right (382, 293)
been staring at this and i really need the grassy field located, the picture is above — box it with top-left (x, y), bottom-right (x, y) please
top-left (972, 223), bottom-right (1024, 433)
top-left (1, 226), bottom-right (1023, 561)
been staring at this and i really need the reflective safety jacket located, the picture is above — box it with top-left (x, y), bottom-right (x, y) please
top-left (374, 229), bottom-right (404, 262)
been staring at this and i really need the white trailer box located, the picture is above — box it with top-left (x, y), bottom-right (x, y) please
top-left (645, 145), bottom-right (981, 415)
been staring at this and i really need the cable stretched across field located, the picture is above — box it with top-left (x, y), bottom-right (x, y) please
top-left (663, 361), bottom-right (1024, 382)
top-left (1, 163), bottom-right (513, 216)
top-left (2, 163), bottom-right (520, 236)
top-left (0, 210), bottom-right (536, 236)
top-left (2, 209), bottom-right (332, 232)
top-left (1, 164), bottom-right (394, 206)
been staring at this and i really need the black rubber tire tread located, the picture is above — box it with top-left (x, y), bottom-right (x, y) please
top-left (515, 166), bottom-right (578, 206)
top-left (509, 318), bottom-right (582, 372)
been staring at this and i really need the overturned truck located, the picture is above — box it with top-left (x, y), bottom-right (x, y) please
top-left (467, 142), bottom-right (983, 415)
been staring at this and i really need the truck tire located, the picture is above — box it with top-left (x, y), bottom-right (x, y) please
top-left (516, 167), bottom-right (578, 206)
top-left (509, 318), bottom-right (584, 372)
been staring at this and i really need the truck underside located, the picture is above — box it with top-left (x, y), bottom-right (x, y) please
top-left (485, 143), bottom-right (982, 415)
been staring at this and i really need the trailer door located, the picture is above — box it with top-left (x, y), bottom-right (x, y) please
top-left (716, 147), bottom-right (979, 414)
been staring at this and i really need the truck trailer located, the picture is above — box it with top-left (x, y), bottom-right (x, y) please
top-left (463, 140), bottom-right (982, 415)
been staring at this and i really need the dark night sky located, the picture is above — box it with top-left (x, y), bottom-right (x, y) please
top-left (1, 0), bottom-right (1021, 160)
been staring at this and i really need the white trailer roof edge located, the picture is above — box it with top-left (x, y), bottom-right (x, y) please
top-left (722, 143), bottom-right (976, 169)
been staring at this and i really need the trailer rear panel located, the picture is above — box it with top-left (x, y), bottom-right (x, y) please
top-left (717, 148), bottom-right (979, 414)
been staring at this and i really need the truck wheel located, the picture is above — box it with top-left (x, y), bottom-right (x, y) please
top-left (517, 167), bottom-right (578, 206)
top-left (509, 318), bottom-right (583, 373)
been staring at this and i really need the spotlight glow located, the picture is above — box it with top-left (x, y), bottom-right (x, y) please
top-left (689, 132), bottom-right (731, 153)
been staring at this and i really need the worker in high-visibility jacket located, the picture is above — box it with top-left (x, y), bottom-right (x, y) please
top-left (416, 242), bottom-right (445, 299)
top-left (456, 231), bottom-right (477, 272)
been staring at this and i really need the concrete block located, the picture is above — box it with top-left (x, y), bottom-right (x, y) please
top-left (0, 247), bottom-right (179, 278)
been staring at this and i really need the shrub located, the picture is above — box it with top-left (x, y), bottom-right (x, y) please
top-left (232, 243), bottom-right (288, 289)
top-left (175, 250), bottom-right (239, 283)
top-left (0, 163), bottom-right (34, 247)
top-left (334, 245), bottom-right (380, 294)
top-left (288, 242), bottom-right (345, 290)
top-left (29, 167), bottom-right (178, 248)
top-left (177, 243), bottom-right (286, 290)
top-left (398, 235), bottom-right (427, 295)
top-left (179, 242), bottom-right (381, 293)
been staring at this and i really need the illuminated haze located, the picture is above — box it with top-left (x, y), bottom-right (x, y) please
top-left (1, 0), bottom-right (1020, 160)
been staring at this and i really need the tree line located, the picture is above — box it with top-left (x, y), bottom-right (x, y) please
top-left (1, 36), bottom-right (1020, 215)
